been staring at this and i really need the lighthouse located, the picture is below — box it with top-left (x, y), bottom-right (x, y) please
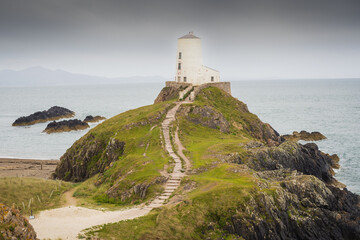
top-left (175, 32), bottom-right (220, 85)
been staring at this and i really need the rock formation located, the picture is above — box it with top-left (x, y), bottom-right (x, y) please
top-left (0, 203), bottom-right (37, 240)
top-left (12, 106), bottom-right (74, 126)
top-left (282, 130), bottom-right (327, 141)
top-left (43, 119), bottom-right (89, 134)
top-left (83, 115), bottom-right (106, 123)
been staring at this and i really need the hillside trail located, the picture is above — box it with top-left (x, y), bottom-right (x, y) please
top-left (31, 98), bottom-right (193, 240)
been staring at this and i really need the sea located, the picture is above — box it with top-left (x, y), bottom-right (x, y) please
top-left (0, 79), bottom-right (359, 194)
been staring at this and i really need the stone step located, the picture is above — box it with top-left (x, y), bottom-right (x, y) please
top-left (158, 196), bottom-right (169, 200)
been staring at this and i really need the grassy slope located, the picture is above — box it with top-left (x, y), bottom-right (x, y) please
top-left (0, 177), bottom-right (71, 215)
top-left (82, 87), bottom-right (271, 239)
top-left (70, 101), bottom-right (174, 208)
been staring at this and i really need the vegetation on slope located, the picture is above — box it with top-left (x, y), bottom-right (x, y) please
top-left (53, 101), bottom-right (175, 206)
top-left (0, 177), bottom-right (71, 215)
top-left (82, 87), bottom-right (359, 240)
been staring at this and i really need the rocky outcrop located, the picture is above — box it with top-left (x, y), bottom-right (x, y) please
top-left (12, 106), bottom-right (74, 126)
top-left (179, 105), bottom-right (230, 133)
top-left (282, 130), bottom-right (326, 142)
top-left (0, 203), bottom-right (37, 240)
top-left (154, 84), bottom-right (190, 103)
top-left (230, 141), bottom-right (336, 184)
top-left (83, 115), bottom-right (106, 123)
top-left (43, 119), bottom-right (89, 134)
top-left (216, 175), bottom-right (360, 240)
top-left (53, 135), bottom-right (125, 182)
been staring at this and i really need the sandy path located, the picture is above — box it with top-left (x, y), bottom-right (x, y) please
top-left (31, 206), bottom-right (150, 239)
top-left (31, 101), bottom-right (191, 239)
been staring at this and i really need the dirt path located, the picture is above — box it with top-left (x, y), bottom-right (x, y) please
top-left (63, 188), bottom-right (77, 207)
top-left (31, 102), bottom-right (191, 239)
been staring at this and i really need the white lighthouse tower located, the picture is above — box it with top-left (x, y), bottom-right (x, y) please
top-left (175, 32), bottom-right (220, 85)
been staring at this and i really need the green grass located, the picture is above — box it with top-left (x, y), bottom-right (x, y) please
top-left (67, 101), bottom-right (176, 207)
top-left (178, 118), bottom-right (248, 168)
top-left (0, 177), bottom-right (72, 215)
top-left (81, 210), bottom-right (160, 240)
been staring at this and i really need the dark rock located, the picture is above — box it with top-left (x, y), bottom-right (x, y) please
top-left (53, 135), bottom-right (125, 182)
top-left (245, 141), bottom-right (335, 184)
top-left (12, 106), bottom-right (74, 126)
top-left (83, 115), bottom-right (106, 123)
top-left (43, 119), bottom-right (89, 134)
top-left (225, 177), bottom-right (360, 240)
top-left (282, 130), bottom-right (327, 142)
top-left (0, 203), bottom-right (37, 240)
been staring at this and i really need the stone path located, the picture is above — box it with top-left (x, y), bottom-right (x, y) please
top-left (145, 102), bottom-right (186, 209)
top-left (31, 101), bottom-right (191, 239)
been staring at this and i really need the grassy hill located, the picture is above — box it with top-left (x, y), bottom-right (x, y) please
top-left (55, 86), bottom-right (359, 239)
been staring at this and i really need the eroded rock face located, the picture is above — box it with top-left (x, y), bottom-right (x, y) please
top-left (83, 115), bottom-right (106, 123)
top-left (222, 176), bottom-right (360, 240)
top-left (154, 85), bottom-right (190, 103)
top-left (0, 203), bottom-right (37, 240)
top-left (233, 141), bottom-right (335, 184)
top-left (12, 106), bottom-right (74, 126)
top-left (53, 135), bottom-right (125, 182)
top-left (43, 119), bottom-right (89, 133)
top-left (282, 130), bottom-right (327, 142)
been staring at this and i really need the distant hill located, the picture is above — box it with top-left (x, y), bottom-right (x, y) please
top-left (0, 67), bottom-right (166, 87)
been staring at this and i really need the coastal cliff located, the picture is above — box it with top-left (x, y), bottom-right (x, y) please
top-left (54, 86), bottom-right (359, 239)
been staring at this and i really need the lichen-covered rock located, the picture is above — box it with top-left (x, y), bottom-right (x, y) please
top-left (43, 119), bottom-right (89, 133)
top-left (12, 106), bottom-right (74, 126)
top-left (0, 203), bottom-right (37, 240)
top-left (83, 115), bottom-right (106, 123)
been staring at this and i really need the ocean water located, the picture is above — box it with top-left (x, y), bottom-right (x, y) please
top-left (0, 79), bottom-right (359, 194)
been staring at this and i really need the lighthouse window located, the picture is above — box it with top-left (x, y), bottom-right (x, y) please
top-left (211, 76), bottom-right (214, 82)
top-left (183, 77), bottom-right (187, 82)
top-left (177, 76), bottom-right (181, 82)
top-left (179, 52), bottom-right (182, 59)
top-left (178, 63), bottom-right (181, 70)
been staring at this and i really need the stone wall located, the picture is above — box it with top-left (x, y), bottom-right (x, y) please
top-left (165, 81), bottom-right (191, 88)
top-left (166, 81), bottom-right (231, 96)
top-left (194, 82), bottom-right (231, 95)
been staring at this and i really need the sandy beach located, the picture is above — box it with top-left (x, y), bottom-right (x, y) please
top-left (0, 158), bottom-right (59, 179)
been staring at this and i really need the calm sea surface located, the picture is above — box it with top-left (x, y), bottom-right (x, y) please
top-left (0, 79), bottom-right (359, 193)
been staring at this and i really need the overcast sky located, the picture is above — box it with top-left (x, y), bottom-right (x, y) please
top-left (0, 0), bottom-right (359, 79)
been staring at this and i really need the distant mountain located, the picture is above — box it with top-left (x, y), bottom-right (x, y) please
top-left (0, 67), bottom-right (166, 87)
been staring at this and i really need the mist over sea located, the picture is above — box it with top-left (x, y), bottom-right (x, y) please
top-left (0, 79), bottom-right (359, 193)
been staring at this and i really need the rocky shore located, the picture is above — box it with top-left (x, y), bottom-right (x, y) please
top-left (282, 130), bottom-right (327, 141)
top-left (83, 115), bottom-right (106, 123)
top-left (43, 119), bottom-right (89, 134)
top-left (12, 106), bottom-right (74, 126)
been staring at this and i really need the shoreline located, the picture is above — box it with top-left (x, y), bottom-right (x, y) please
top-left (0, 158), bottom-right (59, 179)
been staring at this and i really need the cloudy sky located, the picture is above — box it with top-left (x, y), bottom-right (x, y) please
top-left (0, 0), bottom-right (359, 79)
